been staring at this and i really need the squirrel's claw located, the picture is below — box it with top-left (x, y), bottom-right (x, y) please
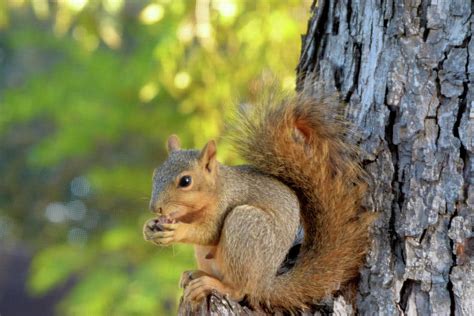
top-left (180, 271), bottom-right (193, 289)
top-left (183, 276), bottom-right (215, 303)
top-left (144, 235), bottom-right (174, 245)
top-left (149, 235), bottom-right (174, 246)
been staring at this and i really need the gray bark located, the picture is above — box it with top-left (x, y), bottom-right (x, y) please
top-left (179, 0), bottom-right (474, 314)
top-left (298, 0), bottom-right (473, 315)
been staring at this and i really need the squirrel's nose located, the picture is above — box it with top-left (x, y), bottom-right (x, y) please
top-left (149, 201), bottom-right (162, 215)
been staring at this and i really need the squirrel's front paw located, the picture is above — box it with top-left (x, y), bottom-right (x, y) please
top-left (143, 219), bottom-right (180, 246)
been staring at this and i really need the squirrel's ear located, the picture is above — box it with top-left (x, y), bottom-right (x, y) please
top-left (199, 140), bottom-right (217, 172)
top-left (167, 134), bottom-right (181, 153)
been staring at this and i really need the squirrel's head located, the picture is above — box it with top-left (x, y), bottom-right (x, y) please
top-left (149, 135), bottom-right (219, 223)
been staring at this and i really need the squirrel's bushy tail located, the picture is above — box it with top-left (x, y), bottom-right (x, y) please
top-left (230, 89), bottom-right (376, 310)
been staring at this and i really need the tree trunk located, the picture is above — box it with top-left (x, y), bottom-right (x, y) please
top-left (297, 0), bottom-right (473, 315)
top-left (179, 0), bottom-right (473, 314)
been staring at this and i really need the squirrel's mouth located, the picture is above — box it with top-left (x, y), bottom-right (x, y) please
top-left (169, 208), bottom-right (204, 224)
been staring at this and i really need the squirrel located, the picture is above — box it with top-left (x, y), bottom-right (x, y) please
top-left (143, 90), bottom-right (376, 312)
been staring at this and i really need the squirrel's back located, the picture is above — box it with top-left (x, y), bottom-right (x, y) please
top-left (221, 164), bottom-right (300, 217)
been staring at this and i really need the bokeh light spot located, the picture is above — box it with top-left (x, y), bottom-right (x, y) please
top-left (100, 19), bottom-right (122, 49)
top-left (72, 26), bottom-right (100, 51)
top-left (31, 0), bottom-right (50, 20)
top-left (45, 202), bottom-right (67, 223)
top-left (196, 23), bottom-right (211, 39)
top-left (177, 22), bottom-right (194, 43)
top-left (102, 0), bottom-right (123, 14)
top-left (214, 0), bottom-right (237, 18)
top-left (174, 72), bottom-right (191, 90)
top-left (68, 227), bottom-right (88, 246)
top-left (139, 4), bottom-right (164, 25)
top-left (139, 82), bottom-right (159, 103)
top-left (66, 200), bottom-right (87, 221)
top-left (66, 0), bottom-right (88, 12)
top-left (70, 176), bottom-right (91, 198)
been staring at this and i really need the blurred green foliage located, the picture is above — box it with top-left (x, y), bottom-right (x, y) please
top-left (0, 0), bottom-right (310, 314)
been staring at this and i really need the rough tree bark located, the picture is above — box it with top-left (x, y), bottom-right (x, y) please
top-left (179, 0), bottom-right (473, 314)
top-left (297, 0), bottom-right (473, 314)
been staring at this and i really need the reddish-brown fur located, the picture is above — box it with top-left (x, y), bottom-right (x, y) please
top-left (229, 92), bottom-right (376, 309)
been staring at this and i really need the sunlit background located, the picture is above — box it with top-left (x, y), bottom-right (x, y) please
top-left (0, 0), bottom-right (310, 314)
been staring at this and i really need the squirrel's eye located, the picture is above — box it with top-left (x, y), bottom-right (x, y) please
top-left (178, 175), bottom-right (192, 188)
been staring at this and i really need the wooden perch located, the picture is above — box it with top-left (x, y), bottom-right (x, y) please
top-left (178, 292), bottom-right (253, 316)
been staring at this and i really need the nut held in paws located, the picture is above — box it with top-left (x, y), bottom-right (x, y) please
top-left (149, 215), bottom-right (176, 232)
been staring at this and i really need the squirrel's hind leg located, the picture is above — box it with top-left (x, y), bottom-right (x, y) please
top-left (218, 205), bottom-right (292, 306)
top-left (180, 270), bottom-right (210, 289)
top-left (183, 275), bottom-right (244, 305)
